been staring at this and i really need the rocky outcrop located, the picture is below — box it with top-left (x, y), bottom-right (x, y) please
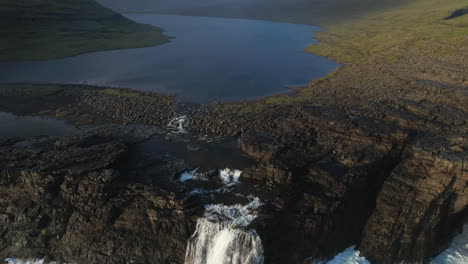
top-left (237, 107), bottom-right (412, 263)
top-left (359, 134), bottom-right (467, 263)
top-left (80, 89), bottom-right (179, 126)
top-left (0, 134), bottom-right (197, 263)
top-left (223, 103), bottom-right (466, 263)
top-left (445, 7), bottom-right (468, 20)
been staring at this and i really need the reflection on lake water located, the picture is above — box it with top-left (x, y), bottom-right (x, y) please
top-left (0, 112), bottom-right (78, 137)
top-left (0, 14), bottom-right (339, 103)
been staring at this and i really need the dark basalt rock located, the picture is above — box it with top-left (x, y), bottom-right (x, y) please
top-left (0, 82), bottom-right (466, 263)
top-left (80, 89), bottom-right (178, 126)
top-left (243, 107), bottom-right (413, 263)
top-left (0, 134), bottom-right (197, 264)
top-left (359, 134), bottom-right (468, 263)
top-left (445, 7), bottom-right (468, 20)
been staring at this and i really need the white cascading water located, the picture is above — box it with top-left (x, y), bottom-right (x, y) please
top-left (179, 168), bottom-right (208, 182)
top-left (5, 259), bottom-right (48, 264)
top-left (184, 197), bottom-right (264, 264)
top-left (219, 168), bottom-right (242, 186)
top-left (178, 168), bottom-right (242, 187)
top-left (167, 115), bottom-right (187, 133)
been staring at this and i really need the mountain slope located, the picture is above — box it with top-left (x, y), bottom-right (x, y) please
top-left (96, 0), bottom-right (413, 25)
top-left (0, 0), bottom-right (171, 61)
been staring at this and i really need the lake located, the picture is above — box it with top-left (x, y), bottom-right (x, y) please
top-left (0, 14), bottom-right (339, 103)
top-left (0, 112), bottom-right (78, 137)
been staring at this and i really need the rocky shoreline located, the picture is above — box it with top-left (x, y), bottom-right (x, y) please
top-left (0, 80), bottom-right (466, 263)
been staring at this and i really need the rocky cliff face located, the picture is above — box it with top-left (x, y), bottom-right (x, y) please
top-left (0, 134), bottom-right (197, 263)
top-left (0, 84), bottom-right (466, 263)
top-left (185, 98), bottom-right (466, 263)
top-left (233, 106), bottom-right (410, 263)
top-left (360, 134), bottom-right (467, 263)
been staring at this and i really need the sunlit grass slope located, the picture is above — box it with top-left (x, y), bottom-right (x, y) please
top-left (307, 0), bottom-right (468, 66)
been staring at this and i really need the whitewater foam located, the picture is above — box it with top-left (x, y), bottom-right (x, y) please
top-left (326, 247), bottom-right (370, 264)
top-left (219, 168), bottom-right (242, 186)
top-left (179, 168), bottom-right (243, 187)
top-left (179, 168), bottom-right (208, 182)
top-left (430, 223), bottom-right (468, 264)
top-left (203, 197), bottom-right (261, 228)
top-left (168, 115), bottom-right (187, 133)
top-left (5, 259), bottom-right (48, 264)
top-left (307, 225), bottom-right (468, 264)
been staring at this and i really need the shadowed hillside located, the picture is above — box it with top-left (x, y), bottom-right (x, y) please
top-left (0, 0), bottom-right (171, 61)
top-left (96, 0), bottom-right (413, 25)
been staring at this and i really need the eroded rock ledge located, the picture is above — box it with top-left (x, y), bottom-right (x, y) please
top-left (360, 135), bottom-right (467, 263)
top-left (0, 134), bottom-right (197, 264)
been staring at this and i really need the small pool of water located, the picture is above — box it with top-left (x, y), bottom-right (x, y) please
top-left (136, 136), bottom-right (254, 170)
top-left (0, 14), bottom-right (339, 103)
top-left (0, 112), bottom-right (79, 137)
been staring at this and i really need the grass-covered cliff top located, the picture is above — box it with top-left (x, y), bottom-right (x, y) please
top-left (0, 0), bottom-right (171, 61)
top-left (307, 0), bottom-right (468, 65)
top-left (301, 0), bottom-right (467, 103)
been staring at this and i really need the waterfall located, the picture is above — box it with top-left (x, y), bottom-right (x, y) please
top-left (184, 197), bottom-right (264, 264)
top-left (178, 168), bottom-right (242, 188)
top-left (179, 168), bottom-right (208, 182)
top-left (168, 115), bottom-right (187, 133)
top-left (5, 259), bottom-right (47, 264)
top-left (219, 168), bottom-right (242, 186)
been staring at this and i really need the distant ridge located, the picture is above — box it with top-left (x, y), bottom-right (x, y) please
top-left (96, 0), bottom-right (413, 25)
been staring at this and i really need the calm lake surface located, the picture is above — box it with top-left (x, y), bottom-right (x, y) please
top-left (0, 112), bottom-right (78, 137)
top-left (0, 14), bottom-right (339, 103)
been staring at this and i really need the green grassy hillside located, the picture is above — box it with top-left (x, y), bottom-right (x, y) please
top-left (0, 0), bottom-right (171, 61)
top-left (307, 0), bottom-right (468, 64)
top-left (302, 0), bottom-right (467, 95)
